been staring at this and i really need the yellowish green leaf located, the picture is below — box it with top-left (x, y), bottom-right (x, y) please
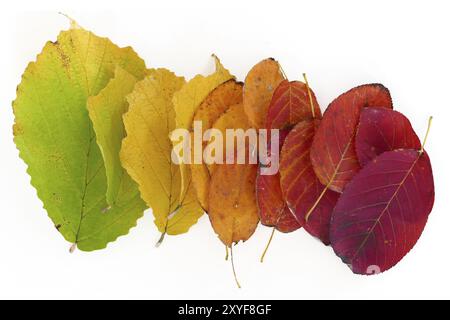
top-left (87, 66), bottom-right (140, 205)
top-left (13, 26), bottom-right (147, 251)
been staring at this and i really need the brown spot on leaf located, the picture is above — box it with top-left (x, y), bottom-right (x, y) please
top-left (13, 123), bottom-right (24, 136)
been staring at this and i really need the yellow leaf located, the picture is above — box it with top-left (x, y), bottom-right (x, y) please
top-left (172, 55), bottom-right (234, 201)
top-left (190, 156), bottom-right (211, 211)
top-left (120, 68), bottom-right (204, 237)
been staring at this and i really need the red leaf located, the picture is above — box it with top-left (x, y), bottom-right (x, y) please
top-left (266, 80), bottom-right (321, 130)
top-left (330, 150), bottom-right (434, 274)
top-left (257, 77), bottom-right (321, 234)
top-left (310, 84), bottom-right (393, 193)
top-left (280, 120), bottom-right (339, 244)
top-left (256, 172), bottom-right (300, 233)
top-left (356, 108), bottom-right (421, 167)
top-left (257, 130), bottom-right (300, 232)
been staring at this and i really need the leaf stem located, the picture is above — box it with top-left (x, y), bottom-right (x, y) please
top-left (303, 73), bottom-right (315, 119)
top-left (225, 245), bottom-right (229, 261)
top-left (420, 116), bottom-right (433, 155)
top-left (279, 63), bottom-right (288, 80)
top-left (69, 243), bottom-right (77, 253)
top-left (58, 12), bottom-right (81, 29)
top-left (260, 227), bottom-right (276, 263)
top-left (155, 232), bottom-right (166, 248)
top-left (230, 245), bottom-right (241, 289)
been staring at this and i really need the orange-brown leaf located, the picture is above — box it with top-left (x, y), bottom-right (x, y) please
top-left (207, 102), bottom-right (251, 175)
top-left (208, 162), bottom-right (259, 246)
top-left (192, 79), bottom-right (243, 130)
top-left (190, 80), bottom-right (243, 211)
top-left (243, 58), bottom-right (284, 128)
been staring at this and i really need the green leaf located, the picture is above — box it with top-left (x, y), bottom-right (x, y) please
top-left (13, 26), bottom-right (147, 251)
top-left (87, 66), bottom-right (140, 206)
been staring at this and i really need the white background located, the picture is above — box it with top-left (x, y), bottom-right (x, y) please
top-left (1, 0), bottom-right (449, 299)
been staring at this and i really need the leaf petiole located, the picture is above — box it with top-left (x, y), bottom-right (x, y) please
top-left (230, 245), bottom-right (241, 289)
top-left (260, 227), bottom-right (276, 263)
top-left (155, 232), bottom-right (166, 248)
top-left (303, 73), bottom-right (316, 119)
top-left (420, 116), bottom-right (433, 155)
top-left (279, 64), bottom-right (288, 80)
top-left (69, 243), bottom-right (77, 253)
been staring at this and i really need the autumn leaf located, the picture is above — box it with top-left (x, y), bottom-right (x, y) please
top-left (192, 79), bottom-right (243, 130)
top-left (190, 80), bottom-right (243, 211)
top-left (330, 150), bottom-right (434, 274)
top-left (120, 68), bottom-right (204, 239)
top-left (331, 113), bottom-right (434, 274)
top-left (356, 108), bottom-right (421, 167)
top-left (207, 102), bottom-right (252, 175)
top-left (266, 79), bottom-right (321, 129)
top-left (243, 58), bottom-right (285, 128)
top-left (257, 75), bottom-right (323, 259)
top-left (310, 84), bottom-right (393, 193)
top-left (87, 66), bottom-right (142, 206)
top-left (190, 158), bottom-right (211, 212)
top-left (13, 25), bottom-right (148, 251)
top-left (258, 75), bottom-right (321, 234)
top-left (256, 130), bottom-right (300, 233)
top-left (279, 120), bottom-right (339, 244)
top-left (207, 102), bottom-right (259, 246)
top-left (173, 55), bottom-right (234, 201)
top-left (209, 162), bottom-right (259, 247)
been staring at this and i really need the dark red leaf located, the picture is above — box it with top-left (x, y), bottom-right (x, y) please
top-left (356, 107), bottom-right (421, 167)
top-left (330, 149), bottom-right (434, 274)
top-left (280, 120), bottom-right (339, 244)
top-left (257, 130), bottom-right (300, 233)
top-left (266, 80), bottom-right (321, 130)
top-left (310, 84), bottom-right (393, 193)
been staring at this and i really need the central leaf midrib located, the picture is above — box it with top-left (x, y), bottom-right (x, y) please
top-left (74, 125), bottom-right (98, 244)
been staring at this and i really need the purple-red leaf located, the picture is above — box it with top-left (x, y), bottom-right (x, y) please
top-left (356, 108), bottom-right (421, 167)
top-left (266, 80), bottom-right (321, 130)
top-left (311, 84), bottom-right (393, 193)
top-left (330, 149), bottom-right (434, 274)
top-left (280, 120), bottom-right (339, 244)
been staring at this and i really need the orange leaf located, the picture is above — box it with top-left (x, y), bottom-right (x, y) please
top-left (243, 58), bottom-right (284, 128)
